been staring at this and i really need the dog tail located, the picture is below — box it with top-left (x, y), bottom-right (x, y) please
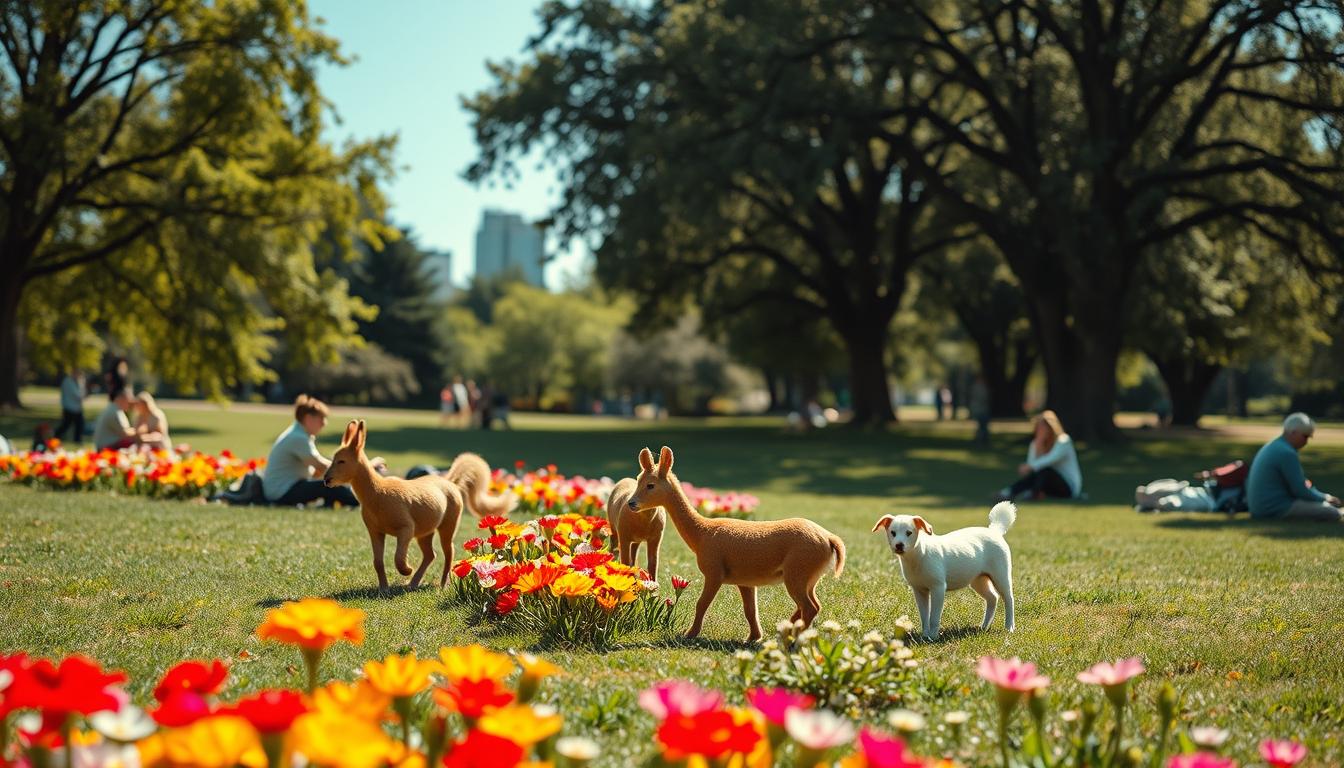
top-left (445, 452), bottom-right (515, 517)
top-left (989, 501), bottom-right (1017, 534)
top-left (828, 534), bottom-right (847, 577)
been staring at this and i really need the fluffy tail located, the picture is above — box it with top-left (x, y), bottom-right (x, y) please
top-left (828, 535), bottom-right (847, 577)
top-left (989, 501), bottom-right (1017, 535)
top-left (445, 452), bottom-right (514, 517)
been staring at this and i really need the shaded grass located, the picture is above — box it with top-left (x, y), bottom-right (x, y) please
top-left (2, 402), bottom-right (1344, 764)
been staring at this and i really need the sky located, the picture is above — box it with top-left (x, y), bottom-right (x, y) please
top-left (309, 0), bottom-right (584, 288)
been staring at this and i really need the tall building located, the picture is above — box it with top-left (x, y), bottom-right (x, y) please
top-left (423, 249), bottom-right (454, 301)
top-left (474, 210), bottom-right (547, 287)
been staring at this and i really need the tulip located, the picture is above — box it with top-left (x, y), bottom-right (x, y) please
top-left (785, 708), bottom-right (854, 767)
top-left (1259, 739), bottom-right (1306, 768)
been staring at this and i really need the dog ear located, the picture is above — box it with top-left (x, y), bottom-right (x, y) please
top-left (657, 446), bottom-right (674, 477)
top-left (638, 447), bottom-right (655, 472)
top-left (353, 420), bottom-right (367, 453)
top-left (341, 420), bottom-right (358, 446)
top-left (871, 514), bottom-right (896, 533)
top-left (913, 516), bottom-right (933, 534)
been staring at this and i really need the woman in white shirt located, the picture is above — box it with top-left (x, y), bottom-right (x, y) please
top-left (996, 410), bottom-right (1083, 501)
top-left (133, 392), bottom-right (175, 452)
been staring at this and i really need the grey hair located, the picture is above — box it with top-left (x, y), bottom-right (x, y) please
top-left (1283, 412), bottom-right (1315, 435)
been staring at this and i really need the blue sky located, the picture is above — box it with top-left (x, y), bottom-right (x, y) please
top-left (310, 0), bottom-right (583, 288)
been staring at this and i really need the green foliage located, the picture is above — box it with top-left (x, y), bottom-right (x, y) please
top-left (2, 0), bottom-right (396, 403)
top-left (285, 343), bottom-right (420, 404)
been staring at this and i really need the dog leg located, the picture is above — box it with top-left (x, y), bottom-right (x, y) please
top-left (739, 585), bottom-right (761, 643)
top-left (646, 530), bottom-right (662, 581)
top-left (369, 530), bottom-right (388, 590)
top-left (785, 577), bottom-right (819, 629)
top-left (393, 530), bottom-right (413, 577)
top-left (913, 588), bottom-right (931, 639)
top-left (926, 583), bottom-right (946, 641)
top-left (686, 574), bottom-right (722, 639)
top-left (992, 573), bottom-right (1015, 632)
top-left (972, 574), bottom-right (998, 630)
top-left (407, 535), bottom-right (435, 589)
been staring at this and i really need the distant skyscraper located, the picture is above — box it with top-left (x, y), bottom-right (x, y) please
top-left (474, 210), bottom-right (546, 287)
top-left (423, 249), bottom-right (454, 301)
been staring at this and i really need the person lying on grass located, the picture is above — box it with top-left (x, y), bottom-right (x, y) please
top-left (261, 394), bottom-right (385, 508)
top-left (1247, 412), bottom-right (1343, 523)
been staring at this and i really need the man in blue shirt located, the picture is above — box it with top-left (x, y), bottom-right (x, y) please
top-left (1246, 413), bottom-right (1342, 522)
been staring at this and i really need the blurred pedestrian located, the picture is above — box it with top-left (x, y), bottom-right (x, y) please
top-left (55, 366), bottom-right (87, 444)
top-left (451, 375), bottom-right (471, 428)
top-left (439, 383), bottom-right (455, 426)
top-left (969, 374), bottom-right (991, 445)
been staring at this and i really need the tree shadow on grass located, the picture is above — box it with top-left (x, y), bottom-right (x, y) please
top-left (256, 584), bottom-right (421, 607)
top-left (1153, 516), bottom-right (1344, 539)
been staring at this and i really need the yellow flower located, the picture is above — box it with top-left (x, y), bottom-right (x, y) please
top-left (516, 653), bottom-right (562, 682)
top-left (437, 644), bottom-right (517, 684)
top-left (549, 571), bottom-right (596, 598)
top-left (477, 704), bottom-right (562, 747)
top-left (289, 711), bottom-right (400, 768)
top-left (363, 653), bottom-right (435, 698)
top-left (256, 598), bottom-right (365, 651)
top-left (594, 591), bottom-right (618, 611)
top-left (312, 679), bottom-right (391, 722)
top-left (155, 715), bottom-right (266, 768)
top-left (598, 572), bottom-right (636, 593)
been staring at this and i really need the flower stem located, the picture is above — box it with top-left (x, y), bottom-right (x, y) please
top-left (301, 647), bottom-right (323, 693)
top-left (999, 708), bottom-right (1012, 768)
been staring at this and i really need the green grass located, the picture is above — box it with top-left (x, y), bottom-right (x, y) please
top-left (3, 400), bottom-right (1343, 765)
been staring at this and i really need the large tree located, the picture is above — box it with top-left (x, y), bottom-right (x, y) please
top-left (1, 0), bottom-right (393, 406)
top-left (466, 0), bottom-right (969, 424)
top-left (883, 0), bottom-right (1344, 438)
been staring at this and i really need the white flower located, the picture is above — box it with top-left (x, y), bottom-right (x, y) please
top-left (888, 709), bottom-right (926, 732)
top-left (785, 708), bottom-right (855, 750)
top-left (1060, 710), bottom-right (1080, 723)
top-left (73, 743), bottom-right (141, 768)
top-left (894, 647), bottom-right (914, 660)
top-left (903, 659), bottom-right (919, 668)
top-left (574, 541), bottom-right (598, 555)
top-left (734, 650), bottom-right (755, 662)
top-left (89, 705), bottom-right (157, 743)
top-left (943, 710), bottom-right (970, 725)
top-left (641, 580), bottom-right (659, 591)
top-left (1190, 726), bottom-right (1230, 748)
top-left (894, 615), bottom-right (915, 632)
top-left (556, 736), bottom-right (601, 762)
top-left (847, 620), bottom-right (863, 630)
top-left (797, 628), bottom-right (819, 644)
top-left (0, 669), bottom-right (11, 693)
top-left (862, 631), bottom-right (885, 645)
top-left (776, 619), bottom-right (796, 635)
top-left (821, 620), bottom-right (843, 632)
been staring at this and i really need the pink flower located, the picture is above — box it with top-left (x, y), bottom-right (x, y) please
top-left (784, 708), bottom-right (854, 751)
top-left (1259, 740), bottom-right (1306, 768)
top-left (745, 688), bottom-right (814, 726)
top-left (1077, 657), bottom-right (1145, 686)
top-left (858, 728), bottom-right (925, 768)
top-left (1167, 753), bottom-right (1237, 768)
top-left (638, 681), bottom-right (724, 721)
top-left (977, 657), bottom-right (1050, 692)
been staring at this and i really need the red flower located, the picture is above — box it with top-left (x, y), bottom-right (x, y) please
top-left (745, 688), bottom-right (814, 726)
top-left (463, 538), bottom-right (485, 552)
top-left (514, 460), bottom-right (527, 470)
top-left (150, 689), bottom-right (212, 726)
top-left (671, 576), bottom-right (691, 591)
top-left (489, 563), bottom-right (533, 591)
top-left (17, 711), bottom-right (69, 750)
top-left (435, 679), bottom-right (515, 720)
top-left (478, 515), bottom-right (509, 530)
top-left (488, 534), bottom-right (509, 549)
top-left (570, 552), bottom-right (614, 571)
top-left (444, 729), bottom-right (524, 768)
top-left (537, 516), bottom-right (561, 530)
top-left (657, 710), bottom-right (761, 760)
top-left (0, 653), bottom-right (33, 717)
top-left (221, 689), bottom-right (309, 733)
top-left (494, 591), bottom-right (520, 616)
top-left (452, 559), bottom-right (474, 579)
top-left (153, 660), bottom-right (229, 703)
top-left (11, 655), bottom-right (127, 716)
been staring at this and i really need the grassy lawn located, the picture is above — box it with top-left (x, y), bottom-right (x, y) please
top-left (2, 399), bottom-right (1343, 765)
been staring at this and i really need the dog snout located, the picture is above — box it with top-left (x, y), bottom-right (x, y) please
top-left (894, 542), bottom-right (905, 554)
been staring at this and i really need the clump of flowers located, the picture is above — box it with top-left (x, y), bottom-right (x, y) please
top-left (492, 461), bottom-right (759, 519)
top-left (0, 445), bottom-right (262, 500)
top-left (451, 512), bottom-right (685, 646)
top-left (737, 618), bottom-right (919, 716)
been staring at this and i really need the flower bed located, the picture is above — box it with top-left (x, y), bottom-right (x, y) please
top-left (451, 513), bottom-right (686, 647)
top-left (0, 599), bottom-right (1310, 768)
top-left (492, 461), bottom-right (759, 519)
top-left (0, 444), bottom-right (263, 500)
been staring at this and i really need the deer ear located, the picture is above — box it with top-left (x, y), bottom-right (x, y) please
top-left (341, 420), bottom-right (358, 446)
top-left (353, 420), bottom-right (367, 452)
top-left (657, 446), bottom-right (674, 477)
top-left (638, 447), bottom-right (655, 472)
top-left (913, 516), bottom-right (933, 534)
top-left (871, 515), bottom-right (896, 533)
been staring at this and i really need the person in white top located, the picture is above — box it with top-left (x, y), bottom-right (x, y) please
top-left (996, 409), bottom-right (1083, 501)
top-left (132, 392), bottom-right (174, 452)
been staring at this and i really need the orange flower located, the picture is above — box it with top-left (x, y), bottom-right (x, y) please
top-left (363, 654), bottom-right (434, 699)
top-left (311, 679), bottom-right (390, 722)
top-left (513, 565), bottom-right (566, 594)
top-left (549, 572), bottom-right (596, 599)
top-left (153, 715), bottom-right (267, 768)
top-left (256, 598), bottom-right (365, 651)
top-left (437, 645), bottom-right (516, 685)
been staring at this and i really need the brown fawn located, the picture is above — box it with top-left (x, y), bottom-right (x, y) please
top-left (605, 478), bottom-right (666, 579)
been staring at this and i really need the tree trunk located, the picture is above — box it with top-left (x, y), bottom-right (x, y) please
top-left (999, 337), bottom-right (1035, 418)
top-left (0, 275), bottom-right (25, 409)
top-left (1030, 301), bottom-right (1121, 441)
top-left (1151, 356), bottom-right (1221, 427)
top-left (761, 367), bottom-right (781, 412)
top-left (842, 325), bottom-right (896, 425)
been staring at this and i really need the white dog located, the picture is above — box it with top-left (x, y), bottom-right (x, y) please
top-left (871, 502), bottom-right (1017, 640)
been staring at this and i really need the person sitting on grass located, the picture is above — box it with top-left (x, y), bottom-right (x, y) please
top-left (132, 392), bottom-right (174, 452)
top-left (1247, 412), bottom-right (1342, 523)
top-left (262, 394), bottom-right (385, 508)
top-left (93, 388), bottom-right (163, 451)
top-left (995, 409), bottom-right (1083, 501)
